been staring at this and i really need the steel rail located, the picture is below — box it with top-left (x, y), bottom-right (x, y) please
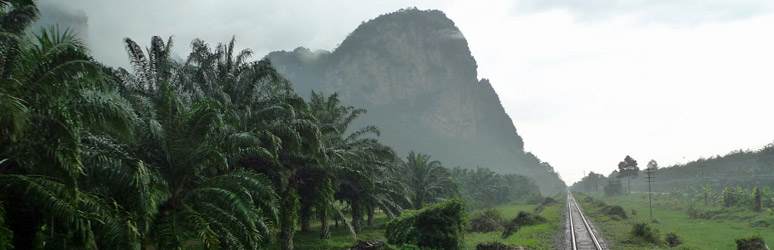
top-left (568, 192), bottom-right (603, 250)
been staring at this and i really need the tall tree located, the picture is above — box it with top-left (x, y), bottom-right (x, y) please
top-left (647, 159), bottom-right (658, 170)
top-left (617, 155), bottom-right (639, 194)
top-left (181, 37), bottom-right (326, 250)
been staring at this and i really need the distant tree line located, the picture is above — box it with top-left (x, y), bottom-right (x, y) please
top-left (573, 143), bottom-right (774, 199)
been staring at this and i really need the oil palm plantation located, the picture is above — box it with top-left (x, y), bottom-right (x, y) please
top-left (308, 92), bottom-right (406, 233)
top-left (0, 1), bottom-right (435, 249)
top-left (179, 36), bottom-right (327, 250)
top-left (401, 152), bottom-right (456, 210)
top-left (115, 36), bottom-right (281, 249)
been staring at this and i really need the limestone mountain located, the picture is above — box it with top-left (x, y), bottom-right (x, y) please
top-left (268, 8), bottom-right (566, 194)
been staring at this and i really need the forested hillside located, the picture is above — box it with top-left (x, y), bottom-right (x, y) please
top-left (269, 8), bottom-right (565, 194)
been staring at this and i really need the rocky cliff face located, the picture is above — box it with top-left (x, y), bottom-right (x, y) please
top-left (268, 8), bottom-right (565, 194)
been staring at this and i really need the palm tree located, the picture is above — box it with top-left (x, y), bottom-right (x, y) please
top-left (178, 37), bottom-right (326, 250)
top-left (0, 2), bottom-right (142, 246)
top-left (467, 167), bottom-right (505, 208)
top-left (118, 36), bottom-right (280, 249)
top-left (401, 152), bottom-right (456, 210)
top-left (0, 0), bottom-right (37, 142)
top-left (309, 92), bottom-right (405, 235)
top-left (0, 18), bottom-right (142, 250)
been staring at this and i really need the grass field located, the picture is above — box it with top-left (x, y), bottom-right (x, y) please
top-left (576, 192), bottom-right (774, 250)
top-left (464, 197), bottom-right (564, 250)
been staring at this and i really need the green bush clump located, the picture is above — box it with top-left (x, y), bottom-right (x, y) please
top-left (501, 211), bottom-right (548, 239)
top-left (631, 223), bottom-right (660, 244)
top-left (735, 233), bottom-right (767, 250)
top-left (350, 240), bottom-right (387, 250)
top-left (383, 243), bottom-right (432, 250)
top-left (591, 199), bottom-right (607, 207)
top-left (665, 232), bottom-right (682, 247)
top-left (475, 242), bottom-right (522, 250)
top-left (601, 205), bottom-right (628, 219)
top-left (534, 197), bottom-right (559, 212)
top-left (385, 199), bottom-right (466, 250)
top-left (525, 193), bottom-right (545, 205)
top-left (687, 205), bottom-right (715, 219)
top-left (468, 208), bottom-right (505, 233)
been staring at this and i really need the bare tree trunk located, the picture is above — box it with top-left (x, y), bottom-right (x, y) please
top-left (754, 187), bottom-right (762, 212)
top-left (351, 197), bottom-right (361, 233)
top-left (300, 202), bottom-right (311, 232)
top-left (367, 204), bottom-right (374, 226)
top-left (319, 205), bottom-right (330, 239)
top-left (279, 189), bottom-right (298, 250)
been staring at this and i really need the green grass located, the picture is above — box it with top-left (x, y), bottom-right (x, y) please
top-left (464, 198), bottom-right (564, 250)
top-left (576, 192), bottom-right (774, 250)
top-left (269, 199), bottom-right (564, 250)
top-left (267, 215), bottom-right (390, 250)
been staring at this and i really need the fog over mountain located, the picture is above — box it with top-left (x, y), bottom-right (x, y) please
top-left (268, 9), bottom-right (565, 194)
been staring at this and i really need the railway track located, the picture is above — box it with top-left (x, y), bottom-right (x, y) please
top-left (567, 192), bottom-right (604, 250)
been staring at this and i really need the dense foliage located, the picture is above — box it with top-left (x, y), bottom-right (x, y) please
top-left (665, 232), bottom-right (682, 247)
top-left (385, 199), bottom-right (466, 250)
top-left (452, 166), bottom-right (541, 209)
top-left (0, 2), bottom-right (547, 249)
top-left (468, 208), bottom-right (505, 233)
top-left (735, 234), bottom-right (767, 250)
top-left (630, 223), bottom-right (659, 244)
top-left (663, 184), bottom-right (774, 214)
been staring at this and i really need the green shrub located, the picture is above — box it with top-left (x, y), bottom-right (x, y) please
top-left (468, 208), bottom-right (505, 233)
top-left (735, 233), bottom-right (767, 250)
top-left (534, 197), bottom-right (559, 212)
top-left (591, 199), bottom-right (607, 207)
top-left (631, 223), bottom-right (659, 243)
top-left (383, 243), bottom-right (433, 250)
top-left (350, 240), bottom-right (386, 250)
top-left (501, 211), bottom-right (548, 239)
top-left (385, 199), bottom-right (466, 250)
top-left (686, 204), bottom-right (716, 219)
top-left (475, 242), bottom-right (521, 250)
top-left (525, 193), bottom-right (544, 205)
top-left (601, 205), bottom-right (628, 219)
top-left (665, 232), bottom-right (682, 247)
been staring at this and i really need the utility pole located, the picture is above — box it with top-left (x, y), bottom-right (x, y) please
top-left (646, 167), bottom-right (655, 220)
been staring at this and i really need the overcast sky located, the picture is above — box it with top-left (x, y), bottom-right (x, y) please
top-left (38, 0), bottom-right (774, 184)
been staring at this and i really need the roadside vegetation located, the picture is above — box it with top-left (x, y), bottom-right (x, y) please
top-left (574, 192), bottom-right (774, 249)
top-left (464, 196), bottom-right (564, 250)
